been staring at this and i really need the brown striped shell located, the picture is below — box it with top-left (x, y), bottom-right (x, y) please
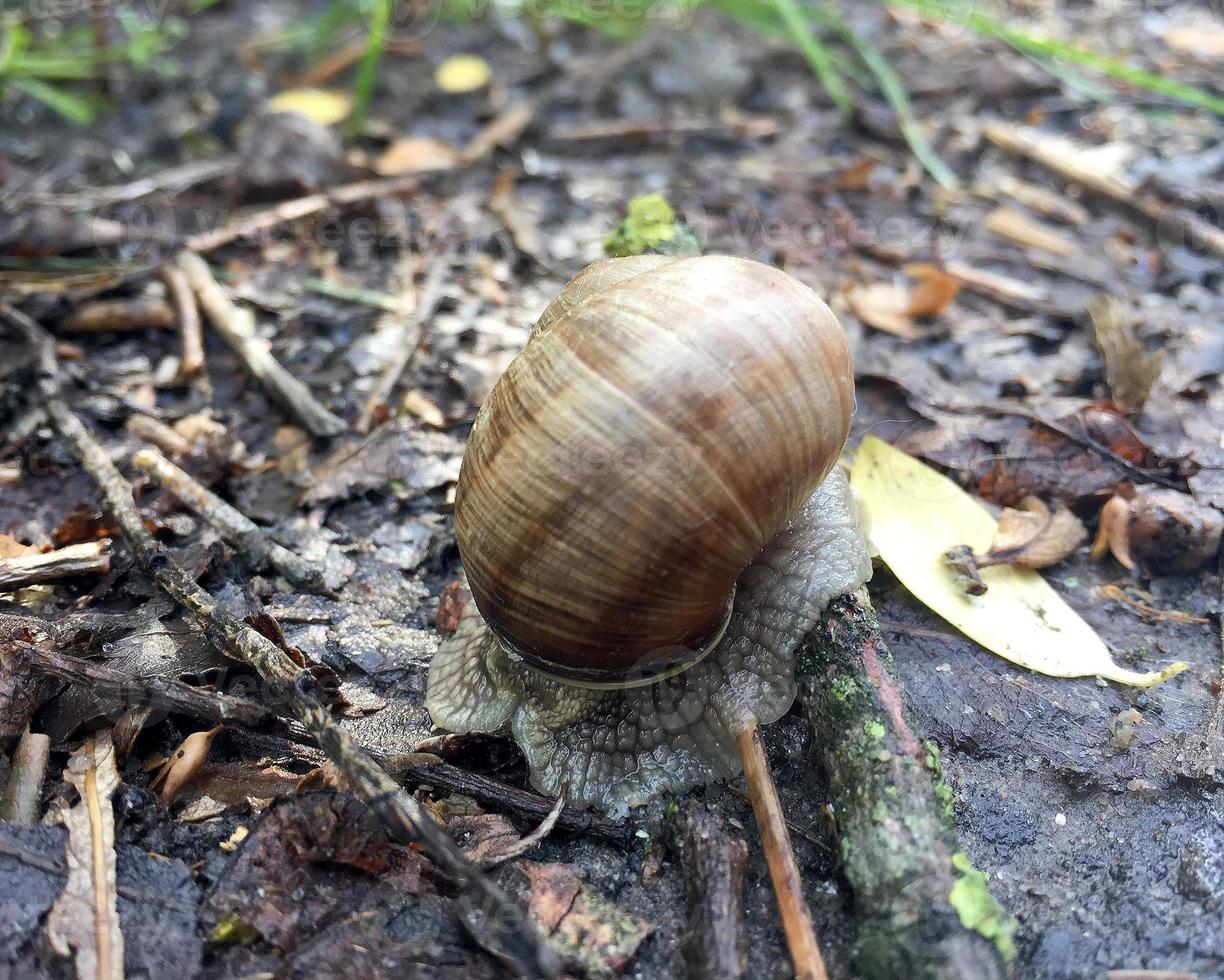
top-left (453, 255), bottom-right (854, 678)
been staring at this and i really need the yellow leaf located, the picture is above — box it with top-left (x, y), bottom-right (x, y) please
top-left (435, 54), bottom-right (491, 93)
top-left (267, 88), bottom-right (353, 126)
top-left (850, 437), bottom-right (1186, 687)
top-left (375, 136), bottom-right (460, 175)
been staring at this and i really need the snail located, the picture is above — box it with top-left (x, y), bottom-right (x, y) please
top-left (426, 255), bottom-right (872, 811)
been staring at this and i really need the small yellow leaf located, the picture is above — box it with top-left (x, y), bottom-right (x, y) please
top-left (850, 437), bottom-right (1186, 687)
top-left (267, 88), bottom-right (353, 126)
top-left (435, 54), bottom-right (491, 93)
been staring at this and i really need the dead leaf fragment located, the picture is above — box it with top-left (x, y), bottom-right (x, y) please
top-left (450, 793), bottom-right (564, 868)
top-left (150, 725), bottom-right (223, 805)
top-left (1163, 20), bottom-right (1224, 57)
top-left (984, 205), bottom-right (1078, 258)
top-left (845, 282), bottom-right (920, 338)
top-left (375, 137), bottom-right (460, 176)
top-left (46, 732), bottom-right (124, 980)
top-left (1087, 295), bottom-right (1163, 414)
top-left (518, 860), bottom-right (652, 975)
top-left (902, 263), bottom-right (962, 317)
top-left (978, 497), bottom-right (1088, 569)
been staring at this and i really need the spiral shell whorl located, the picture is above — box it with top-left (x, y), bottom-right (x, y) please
top-left (454, 255), bottom-right (853, 676)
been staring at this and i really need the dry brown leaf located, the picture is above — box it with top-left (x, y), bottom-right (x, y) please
top-left (978, 497), bottom-right (1088, 569)
top-left (150, 725), bottom-right (223, 805)
top-left (1087, 295), bottom-right (1163, 414)
top-left (984, 205), bottom-right (1079, 258)
top-left (903, 263), bottom-right (962, 317)
top-left (46, 732), bottom-right (124, 980)
top-left (845, 282), bottom-right (920, 338)
top-left (375, 137), bottom-right (460, 176)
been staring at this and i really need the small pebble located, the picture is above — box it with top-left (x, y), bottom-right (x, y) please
top-left (1054, 813), bottom-right (1067, 826)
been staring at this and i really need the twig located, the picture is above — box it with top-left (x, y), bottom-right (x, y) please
top-left (0, 728), bottom-right (51, 824)
top-left (983, 120), bottom-right (1224, 259)
top-left (12, 637), bottom-right (291, 734)
top-left (737, 718), bottom-right (828, 980)
top-left (184, 174), bottom-right (417, 254)
top-left (356, 254), bottom-right (451, 434)
top-left (388, 756), bottom-right (628, 845)
top-left (0, 542), bottom-right (110, 590)
top-left (59, 297), bottom-right (174, 333)
top-left (132, 448), bottom-right (328, 593)
top-left (176, 252), bottom-right (345, 437)
top-left (125, 414), bottom-right (192, 457)
top-left (664, 800), bottom-right (749, 979)
top-left (3, 304), bottom-right (557, 978)
top-left (161, 262), bottom-right (204, 377)
top-left (798, 590), bottom-right (1013, 979)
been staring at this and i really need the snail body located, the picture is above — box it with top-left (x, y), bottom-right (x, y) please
top-left (427, 255), bottom-right (871, 810)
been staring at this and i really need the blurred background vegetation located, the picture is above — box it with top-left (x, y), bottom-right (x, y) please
top-left (2, 0), bottom-right (1222, 184)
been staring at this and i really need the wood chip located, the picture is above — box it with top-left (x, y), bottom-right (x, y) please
top-left (1087, 294), bottom-right (1163, 414)
top-left (984, 205), bottom-right (1078, 258)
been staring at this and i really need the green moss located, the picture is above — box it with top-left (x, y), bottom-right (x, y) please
top-left (208, 914), bottom-right (260, 946)
top-left (603, 193), bottom-right (700, 257)
top-left (948, 852), bottom-right (1017, 964)
top-left (864, 720), bottom-right (886, 742)
top-left (831, 675), bottom-right (859, 702)
top-left (935, 782), bottom-right (955, 821)
top-left (923, 739), bottom-right (955, 820)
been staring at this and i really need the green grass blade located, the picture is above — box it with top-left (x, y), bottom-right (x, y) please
top-left (884, 0), bottom-right (1224, 116)
top-left (351, 0), bottom-right (391, 136)
top-left (771, 0), bottom-right (852, 113)
top-left (821, 13), bottom-right (960, 188)
top-left (7, 76), bottom-right (100, 123)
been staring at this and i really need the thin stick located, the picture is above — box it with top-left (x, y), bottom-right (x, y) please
top-left (0, 728), bottom-right (51, 824)
top-left (2, 302), bottom-right (557, 977)
top-left (132, 447), bottom-right (329, 593)
top-left (0, 541), bottom-right (110, 590)
top-left (161, 262), bottom-right (204, 377)
top-left (184, 174), bottom-right (417, 254)
top-left (983, 120), bottom-right (1224, 259)
top-left (60, 297), bottom-right (174, 334)
top-left (176, 252), bottom-right (345, 437)
top-left (356, 254), bottom-right (451, 434)
top-left (737, 718), bottom-right (828, 980)
top-left (12, 637), bottom-right (291, 734)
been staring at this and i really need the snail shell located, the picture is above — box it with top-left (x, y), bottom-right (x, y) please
top-left (454, 255), bottom-right (854, 678)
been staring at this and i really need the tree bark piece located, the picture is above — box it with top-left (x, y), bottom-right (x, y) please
top-left (132, 448), bottom-right (329, 593)
top-left (176, 252), bottom-right (346, 437)
top-left (59, 297), bottom-right (174, 333)
top-left (798, 589), bottom-right (1013, 980)
top-left (664, 800), bottom-right (749, 980)
top-left (0, 542), bottom-right (110, 590)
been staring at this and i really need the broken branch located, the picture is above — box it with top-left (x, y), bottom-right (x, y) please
top-left (0, 542), bottom-right (110, 591)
